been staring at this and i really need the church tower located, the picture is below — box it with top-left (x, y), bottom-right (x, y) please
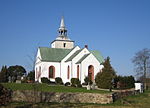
top-left (51, 17), bottom-right (74, 49)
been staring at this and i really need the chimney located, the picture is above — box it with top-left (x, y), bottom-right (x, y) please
top-left (85, 45), bottom-right (88, 49)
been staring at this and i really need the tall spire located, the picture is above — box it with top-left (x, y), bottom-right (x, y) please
top-left (57, 16), bottom-right (68, 39)
top-left (60, 16), bottom-right (65, 28)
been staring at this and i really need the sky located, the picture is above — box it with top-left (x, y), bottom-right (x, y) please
top-left (0, 0), bottom-right (150, 76)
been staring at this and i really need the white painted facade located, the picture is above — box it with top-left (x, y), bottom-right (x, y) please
top-left (51, 40), bottom-right (74, 49)
top-left (135, 83), bottom-right (144, 93)
top-left (35, 17), bottom-right (104, 84)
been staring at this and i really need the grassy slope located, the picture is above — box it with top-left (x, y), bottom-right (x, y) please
top-left (1, 83), bottom-right (110, 93)
top-left (2, 83), bottom-right (150, 108)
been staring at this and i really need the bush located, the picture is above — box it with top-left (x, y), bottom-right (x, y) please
top-left (64, 82), bottom-right (70, 86)
top-left (41, 77), bottom-right (51, 84)
top-left (84, 76), bottom-right (93, 85)
top-left (114, 75), bottom-right (135, 89)
top-left (71, 78), bottom-right (82, 87)
top-left (77, 82), bottom-right (82, 88)
top-left (55, 77), bottom-right (63, 85)
top-left (0, 84), bottom-right (12, 105)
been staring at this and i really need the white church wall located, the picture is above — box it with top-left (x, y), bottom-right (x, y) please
top-left (35, 48), bottom-right (42, 64)
top-left (51, 41), bottom-right (74, 49)
top-left (35, 62), bottom-right (42, 82)
top-left (71, 48), bottom-right (90, 79)
top-left (51, 42), bottom-right (55, 48)
top-left (80, 54), bottom-right (102, 83)
top-left (60, 61), bottom-right (72, 83)
top-left (35, 61), bottom-right (61, 83)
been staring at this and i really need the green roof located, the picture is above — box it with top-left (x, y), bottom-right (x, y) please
top-left (76, 51), bottom-right (104, 64)
top-left (90, 50), bottom-right (104, 64)
top-left (39, 47), bottom-right (104, 64)
top-left (39, 47), bottom-right (72, 62)
top-left (76, 54), bottom-right (90, 64)
top-left (65, 49), bottom-right (82, 62)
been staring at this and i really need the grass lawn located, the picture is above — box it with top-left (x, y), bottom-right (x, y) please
top-left (1, 83), bottom-right (150, 108)
top-left (1, 83), bottom-right (110, 94)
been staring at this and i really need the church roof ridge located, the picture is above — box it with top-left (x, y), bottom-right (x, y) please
top-left (65, 49), bottom-right (83, 62)
top-left (76, 54), bottom-right (90, 64)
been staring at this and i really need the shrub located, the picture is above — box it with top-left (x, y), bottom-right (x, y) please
top-left (55, 77), bottom-right (63, 85)
top-left (71, 78), bottom-right (81, 87)
top-left (84, 76), bottom-right (93, 85)
top-left (77, 81), bottom-right (82, 87)
top-left (71, 78), bottom-right (77, 87)
top-left (114, 75), bottom-right (135, 89)
top-left (65, 82), bottom-right (70, 86)
top-left (41, 77), bottom-right (51, 84)
top-left (0, 84), bottom-right (12, 105)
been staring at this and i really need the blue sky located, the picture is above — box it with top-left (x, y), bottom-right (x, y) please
top-left (0, 0), bottom-right (150, 76)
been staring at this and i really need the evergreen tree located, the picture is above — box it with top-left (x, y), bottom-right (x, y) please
top-left (95, 57), bottom-right (116, 89)
top-left (0, 66), bottom-right (8, 83)
top-left (27, 70), bottom-right (35, 81)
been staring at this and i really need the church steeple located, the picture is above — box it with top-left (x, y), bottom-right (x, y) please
top-left (60, 16), bottom-right (65, 28)
top-left (51, 17), bottom-right (74, 49)
top-left (58, 16), bottom-right (68, 38)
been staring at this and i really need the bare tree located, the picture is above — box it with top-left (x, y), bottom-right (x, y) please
top-left (26, 44), bottom-right (39, 104)
top-left (132, 48), bottom-right (150, 89)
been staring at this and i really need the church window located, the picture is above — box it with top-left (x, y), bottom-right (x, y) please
top-left (77, 65), bottom-right (79, 79)
top-left (67, 66), bottom-right (70, 79)
top-left (49, 66), bottom-right (55, 78)
top-left (63, 43), bottom-right (66, 48)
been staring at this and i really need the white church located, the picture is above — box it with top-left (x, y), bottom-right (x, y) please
top-left (35, 17), bottom-right (104, 84)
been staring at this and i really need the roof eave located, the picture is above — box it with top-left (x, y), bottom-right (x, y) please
top-left (51, 40), bottom-right (75, 44)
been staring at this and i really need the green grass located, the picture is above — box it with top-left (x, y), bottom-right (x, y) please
top-left (1, 83), bottom-right (110, 94)
top-left (1, 83), bottom-right (150, 108)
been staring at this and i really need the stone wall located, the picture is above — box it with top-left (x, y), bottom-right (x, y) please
top-left (11, 90), bottom-right (113, 104)
top-left (11, 90), bottom-right (140, 104)
top-left (112, 89), bottom-right (140, 101)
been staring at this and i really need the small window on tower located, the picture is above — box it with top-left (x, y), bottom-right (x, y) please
top-left (64, 43), bottom-right (66, 48)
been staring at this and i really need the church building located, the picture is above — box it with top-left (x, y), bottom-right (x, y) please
top-left (35, 17), bottom-right (104, 84)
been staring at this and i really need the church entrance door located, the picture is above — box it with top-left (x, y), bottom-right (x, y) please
top-left (88, 65), bottom-right (94, 81)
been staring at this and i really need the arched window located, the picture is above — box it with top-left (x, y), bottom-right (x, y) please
top-left (67, 66), bottom-right (70, 79)
top-left (88, 65), bottom-right (94, 81)
top-left (77, 65), bottom-right (79, 79)
top-left (49, 66), bottom-right (55, 78)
